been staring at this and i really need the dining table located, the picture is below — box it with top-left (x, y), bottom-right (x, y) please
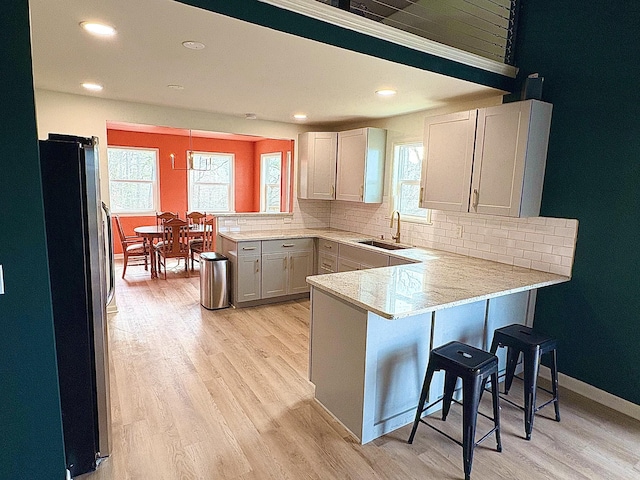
top-left (134, 224), bottom-right (211, 278)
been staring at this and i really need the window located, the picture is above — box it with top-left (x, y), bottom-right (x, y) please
top-left (188, 152), bottom-right (234, 212)
top-left (108, 147), bottom-right (158, 214)
top-left (260, 152), bottom-right (284, 213)
top-left (392, 142), bottom-right (431, 222)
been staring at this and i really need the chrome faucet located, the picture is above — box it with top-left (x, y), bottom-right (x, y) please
top-left (390, 210), bottom-right (401, 243)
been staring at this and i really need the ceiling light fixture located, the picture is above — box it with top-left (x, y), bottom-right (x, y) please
top-left (81, 82), bottom-right (103, 92)
top-left (293, 114), bottom-right (307, 120)
top-left (167, 84), bottom-right (184, 90)
top-left (80, 21), bottom-right (116, 37)
top-left (245, 113), bottom-right (257, 120)
top-left (376, 89), bottom-right (397, 96)
top-left (182, 40), bottom-right (205, 50)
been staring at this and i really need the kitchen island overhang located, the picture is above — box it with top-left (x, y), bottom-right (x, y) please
top-left (306, 253), bottom-right (569, 444)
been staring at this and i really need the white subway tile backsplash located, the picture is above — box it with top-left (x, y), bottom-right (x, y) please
top-left (219, 192), bottom-right (578, 277)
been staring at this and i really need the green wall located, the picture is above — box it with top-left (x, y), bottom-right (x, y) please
top-left (0, 1), bottom-right (67, 478)
top-left (514, 1), bottom-right (640, 403)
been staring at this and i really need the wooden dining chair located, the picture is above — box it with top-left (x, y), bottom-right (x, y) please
top-left (155, 217), bottom-right (190, 279)
top-left (156, 211), bottom-right (178, 226)
top-left (114, 215), bottom-right (148, 278)
top-left (186, 211), bottom-right (206, 226)
top-left (190, 216), bottom-right (215, 270)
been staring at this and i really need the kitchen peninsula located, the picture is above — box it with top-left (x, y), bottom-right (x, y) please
top-left (217, 228), bottom-right (570, 443)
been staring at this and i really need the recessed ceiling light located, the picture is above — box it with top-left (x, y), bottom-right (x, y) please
top-left (81, 82), bottom-right (103, 92)
top-left (167, 84), bottom-right (184, 90)
top-left (245, 113), bottom-right (257, 120)
top-left (80, 22), bottom-right (116, 37)
top-left (182, 40), bottom-right (205, 50)
top-left (376, 89), bottom-right (397, 96)
top-left (293, 114), bottom-right (307, 120)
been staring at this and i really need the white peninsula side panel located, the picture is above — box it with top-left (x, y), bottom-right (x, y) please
top-left (310, 288), bottom-right (432, 444)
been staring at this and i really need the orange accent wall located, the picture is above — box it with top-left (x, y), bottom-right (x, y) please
top-left (107, 129), bottom-right (259, 253)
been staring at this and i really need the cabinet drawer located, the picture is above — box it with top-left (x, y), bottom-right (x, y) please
top-left (338, 243), bottom-right (389, 268)
top-left (317, 253), bottom-right (337, 274)
top-left (262, 238), bottom-right (314, 253)
top-left (237, 241), bottom-right (262, 256)
top-left (317, 239), bottom-right (338, 255)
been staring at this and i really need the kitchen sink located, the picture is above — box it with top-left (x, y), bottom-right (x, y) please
top-left (357, 240), bottom-right (410, 250)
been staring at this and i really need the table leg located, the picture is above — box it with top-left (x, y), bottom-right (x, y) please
top-left (149, 239), bottom-right (157, 278)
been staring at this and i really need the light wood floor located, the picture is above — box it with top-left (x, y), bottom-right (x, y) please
top-left (82, 260), bottom-right (640, 480)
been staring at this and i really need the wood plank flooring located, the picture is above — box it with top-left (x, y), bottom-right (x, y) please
top-left (81, 261), bottom-right (640, 479)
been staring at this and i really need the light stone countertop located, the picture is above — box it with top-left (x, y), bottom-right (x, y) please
top-left (218, 228), bottom-right (570, 319)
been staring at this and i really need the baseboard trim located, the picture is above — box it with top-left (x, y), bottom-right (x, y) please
top-left (539, 365), bottom-right (640, 421)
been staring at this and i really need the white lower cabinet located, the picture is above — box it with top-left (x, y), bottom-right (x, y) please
top-left (236, 254), bottom-right (261, 302)
top-left (261, 239), bottom-right (314, 299)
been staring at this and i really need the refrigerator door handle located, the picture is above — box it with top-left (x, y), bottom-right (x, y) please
top-left (102, 202), bottom-right (115, 305)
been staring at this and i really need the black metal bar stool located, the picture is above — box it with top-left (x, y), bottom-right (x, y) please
top-left (489, 324), bottom-right (560, 440)
top-left (408, 341), bottom-right (502, 480)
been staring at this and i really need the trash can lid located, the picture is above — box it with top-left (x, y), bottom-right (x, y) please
top-left (200, 252), bottom-right (227, 261)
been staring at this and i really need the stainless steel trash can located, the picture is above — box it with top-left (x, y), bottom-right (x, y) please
top-left (200, 252), bottom-right (230, 309)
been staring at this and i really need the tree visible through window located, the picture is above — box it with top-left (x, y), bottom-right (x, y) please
top-left (108, 147), bottom-right (158, 214)
top-left (393, 142), bottom-right (430, 220)
top-left (261, 153), bottom-right (282, 212)
top-left (189, 152), bottom-right (234, 212)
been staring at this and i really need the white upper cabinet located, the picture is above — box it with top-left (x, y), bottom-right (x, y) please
top-left (335, 128), bottom-right (386, 203)
top-left (421, 110), bottom-right (477, 212)
top-left (297, 132), bottom-right (337, 200)
top-left (420, 100), bottom-right (553, 217)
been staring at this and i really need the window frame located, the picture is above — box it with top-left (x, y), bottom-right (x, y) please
top-left (187, 151), bottom-right (235, 213)
top-left (107, 146), bottom-right (159, 216)
top-left (390, 140), bottom-right (432, 224)
top-left (260, 151), bottom-right (285, 213)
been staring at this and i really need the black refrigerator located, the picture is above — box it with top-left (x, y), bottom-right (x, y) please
top-left (39, 134), bottom-right (115, 477)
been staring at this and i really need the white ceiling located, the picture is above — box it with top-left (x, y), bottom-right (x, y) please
top-left (29, 0), bottom-right (505, 126)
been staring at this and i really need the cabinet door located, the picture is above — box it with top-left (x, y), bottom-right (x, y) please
top-left (336, 129), bottom-right (366, 202)
top-left (261, 252), bottom-right (288, 298)
top-left (236, 255), bottom-right (261, 302)
top-left (421, 110), bottom-right (476, 212)
top-left (298, 132), bottom-right (337, 200)
top-left (288, 250), bottom-right (314, 294)
top-left (471, 102), bottom-right (530, 216)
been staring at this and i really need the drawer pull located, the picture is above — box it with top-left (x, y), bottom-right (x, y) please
top-left (242, 246), bottom-right (257, 250)
top-left (255, 258), bottom-right (259, 273)
top-left (323, 244), bottom-right (333, 249)
top-left (321, 263), bottom-right (332, 269)
top-left (282, 243), bottom-right (295, 247)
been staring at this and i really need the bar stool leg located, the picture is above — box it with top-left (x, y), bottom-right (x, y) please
top-left (490, 371), bottom-right (502, 452)
top-left (523, 347), bottom-right (541, 440)
top-left (408, 363), bottom-right (436, 444)
top-left (550, 348), bottom-right (561, 422)
top-left (462, 377), bottom-right (482, 480)
top-left (504, 346), bottom-right (519, 395)
top-left (442, 372), bottom-right (458, 421)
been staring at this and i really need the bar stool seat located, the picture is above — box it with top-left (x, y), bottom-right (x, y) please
top-left (408, 341), bottom-right (501, 480)
top-left (489, 324), bottom-right (560, 440)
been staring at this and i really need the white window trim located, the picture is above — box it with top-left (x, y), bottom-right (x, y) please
top-left (260, 151), bottom-right (284, 213)
top-left (107, 146), bottom-right (159, 215)
top-left (390, 140), bottom-right (432, 225)
top-left (188, 151), bottom-right (235, 213)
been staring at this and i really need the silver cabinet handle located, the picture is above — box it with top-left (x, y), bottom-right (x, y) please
top-left (419, 187), bottom-right (424, 205)
top-left (243, 246), bottom-right (256, 250)
top-left (256, 258), bottom-right (259, 273)
top-left (282, 243), bottom-right (295, 248)
top-left (331, 185), bottom-right (335, 198)
top-left (359, 185), bottom-right (364, 200)
top-left (324, 244), bottom-right (332, 249)
top-left (321, 262), bottom-right (332, 269)
top-left (283, 257), bottom-right (287, 269)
